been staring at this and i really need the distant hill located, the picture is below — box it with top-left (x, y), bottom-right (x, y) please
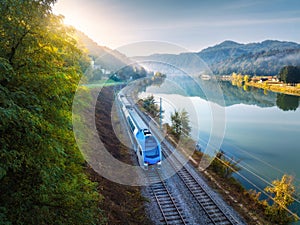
top-left (75, 30), bottom-right (132, 71)
top-left (74, 30), bottom-right (149, 82)
top-left (132, 52), bottom-right (209, 75)
top-left (199, 40), bottom-right (300, 75)
top-left (133, 40), bottom-right (300, 76)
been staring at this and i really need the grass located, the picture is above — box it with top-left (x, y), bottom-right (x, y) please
top-left (80, 79), bottom-right (125, 89)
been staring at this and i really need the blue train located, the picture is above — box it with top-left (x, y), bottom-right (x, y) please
top-left (118, 93), bottom-right (162, 169)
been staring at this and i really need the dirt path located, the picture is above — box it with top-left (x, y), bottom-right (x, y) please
top-left (86, 86), bottom-right (151, 225)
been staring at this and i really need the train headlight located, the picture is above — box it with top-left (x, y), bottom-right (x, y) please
top-left (157, 161), bottom-right (162, 169)
top-left (143, 162), bottom-right (148, 170)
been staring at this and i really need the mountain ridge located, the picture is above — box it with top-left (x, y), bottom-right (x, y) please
top-left (75, 30), bottom-right (300, 76)
top-left (133, 40), bottom-right (300, 76)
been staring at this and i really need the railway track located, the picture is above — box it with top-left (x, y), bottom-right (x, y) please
top-left (161, 143), bottom-right (240, 225)
top-left (146, 169), bottom-right (188, 225)
top-left (124, 93), bottom-right (244, 224)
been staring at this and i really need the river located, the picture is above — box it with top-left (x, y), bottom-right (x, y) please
top-left (139, 75), bottom-right (300, 217)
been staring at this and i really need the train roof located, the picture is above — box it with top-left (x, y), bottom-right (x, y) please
top-left (119, 95), bottom-right (132, 108)
top-left (128, 108), bottom-right (148, 131)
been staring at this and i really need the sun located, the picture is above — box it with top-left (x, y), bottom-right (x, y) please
top-left (52, 0), bottom-right (84, 31)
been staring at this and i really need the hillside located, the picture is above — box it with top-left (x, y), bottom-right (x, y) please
top-left (74, 31), bottom-right (148, 82)
top-left (75, 30), bottom-right (132, 71)
top-left (133, 40), bottom-right (300, 76)
top-left (199, 40), bottom-right (300, 75)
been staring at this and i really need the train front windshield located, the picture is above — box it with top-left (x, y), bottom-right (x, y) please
top-left (145, 136), bottom-right (160, 158)
top-left (145, 148), bottom-right (160, 158)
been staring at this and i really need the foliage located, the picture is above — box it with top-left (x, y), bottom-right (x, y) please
top-left (0, 0), bottom-right (102, 224)
top-left (89, 68), bottom-right (104, 81)
top-left (170, 111), bottom-right (181, 138)
top-left (231, 73), bottom-right (244, 87)
top-left (279, 66), bottom-right (300, 84)
top-left (115, 65), bottom-right (147, 81)
top-left (208, 150), bottom-right (241, 179)
top-left (208, 154), bottom-right (299, 223)
top-left (170, 109), bottom-right (191, 139)
top-left (153, 71), bottom-right (167, 79)
top-left (243, 79), bottom-right (300, 99)
top-left (141, 95), bottom-right (161, 119)
top-left (151, 71), bottom-right (167, 86)
top-left (264, 175), bottom-right (298, 224)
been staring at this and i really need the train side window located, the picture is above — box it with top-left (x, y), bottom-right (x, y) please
top-left (127, 117), bottom-right (135, 131)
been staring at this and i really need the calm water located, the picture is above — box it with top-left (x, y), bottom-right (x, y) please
top-left (139, 76), bottom-right (300, 216)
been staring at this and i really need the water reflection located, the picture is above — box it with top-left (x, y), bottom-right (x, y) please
top-left (276, 93), bottom-right (300, 111)
top-left (154, 76), bottom-right (300, 111)
top-left (141, 75), bottom-right (300, 218)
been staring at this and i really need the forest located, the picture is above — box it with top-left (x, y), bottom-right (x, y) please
top-left (0, 0), bottom-right (104, 224)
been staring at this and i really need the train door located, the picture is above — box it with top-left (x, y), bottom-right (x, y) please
top-left (137, 146), bottom-right (143, 166)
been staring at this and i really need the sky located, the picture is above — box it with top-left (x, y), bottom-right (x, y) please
top-left (53, 0), bottom-right (300, 56)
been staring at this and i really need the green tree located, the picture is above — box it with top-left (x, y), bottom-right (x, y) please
top-left (170, 109), bottom-right (191, 139)
top-left (264, 175), bottom-right (298, 224)
top-left (180, 109), bottom-right (191, 135)
top-left (151, 71), bottom-right (166, 86)
top-left (171, 110), bottom-right (182, 138)
top-left (142, 95), bottom-right (161, 118)
top-left (91, 68), bottom-right (104, 81)
top-left (153, 71), bottom-right (166, 79)
top-left (279, 66), bottom-right (300, 85)
top-left (116, 65), bottom-right (147, 81)
top-left (0, 1), bottom-right (102, 224)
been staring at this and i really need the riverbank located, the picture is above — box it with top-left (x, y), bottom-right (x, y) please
top-left (246, 81), bottom-right (300, 96)
top-left (164, 133), bottom-right (271, 224)
top-left (191, 151), bottom-right (271, 225)
top-left (227, 74), bottom-right (300, 96)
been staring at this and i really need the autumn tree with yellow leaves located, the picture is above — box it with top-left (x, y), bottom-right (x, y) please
top-left (264, 174), bottom-right (299, 224)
